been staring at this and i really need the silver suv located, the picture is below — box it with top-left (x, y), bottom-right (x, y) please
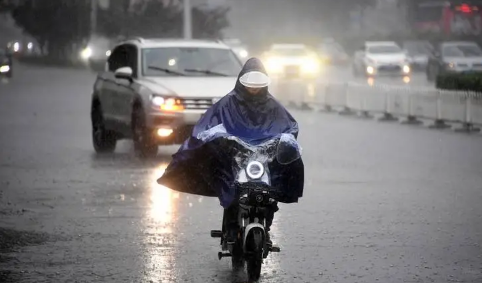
top-left (90, 38), bottom-right (243, 157)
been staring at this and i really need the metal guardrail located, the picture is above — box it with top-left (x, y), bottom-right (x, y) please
top-left (272, 80), bottom-right (482, 133)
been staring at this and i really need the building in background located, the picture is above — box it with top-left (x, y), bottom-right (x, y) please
top-left (403, 0), bottom-right (482, 36)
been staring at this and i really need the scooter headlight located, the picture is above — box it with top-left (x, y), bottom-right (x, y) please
top-left (246, 161), bottom-right (264, 179)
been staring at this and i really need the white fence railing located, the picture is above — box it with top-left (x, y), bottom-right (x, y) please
top-left (272, 81), bottom-right (482, 133)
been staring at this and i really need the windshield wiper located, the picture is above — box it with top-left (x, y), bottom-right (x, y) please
top-left (184, 68), bottom-right (229, 77)
top-left (148, 66), bottom-right (186, 76)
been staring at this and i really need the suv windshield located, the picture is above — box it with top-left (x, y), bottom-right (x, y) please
top-left (442, 44), bottom-right (482, 57)
top-left (367, 45), bottom-right (402, 54)
top-left (142, 47), bottom-right (242, 77)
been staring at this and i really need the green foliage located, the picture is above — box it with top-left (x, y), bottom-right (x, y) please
top-left (97, 0), bottom-right (229, 39)
top-left (436, 72), bottom-right (482, 93)
top-left (11, 0), bottom-right (229, 59)
top-left (11, 0), bottom-right (90, 57)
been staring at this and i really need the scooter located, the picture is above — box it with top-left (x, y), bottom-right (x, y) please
top-left (209, 134), bottom-right (297, 281)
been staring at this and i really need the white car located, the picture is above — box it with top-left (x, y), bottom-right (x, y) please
top-left (90, 38), bottom-right (243, 157)
top-left (262, 44), bottom-right (320, 79)
top-left (352, 41), bottom-right (411, 77)
top-left (222, 38), bottom-right (249, 62)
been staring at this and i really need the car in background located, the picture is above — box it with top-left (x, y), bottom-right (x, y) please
top-left (90, 38), bottom-right (243, 157)
top-left (262, 44), bottom-right (320, 79)
top-left (0, 48), bottom-right (13, 78)
top-left (6, 40), bottom-right (41, 58)
top-left (222, 38), bottom-right (249, 63)
top-left (402, 40), bottom-right (433, 71)
top-left (80, 36), bottom-right (116, 71)
top-left (352, 41), bottom-right (411, 77)
top-left (317, 39), bottom-right (349, 65)
top-left (426, 41), bottom-right (482, 81)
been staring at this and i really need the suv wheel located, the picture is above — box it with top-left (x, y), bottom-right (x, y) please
top-left (132, 106), bottom-right (158, 158)
top-left (92, 103), bottom-right (117, 153)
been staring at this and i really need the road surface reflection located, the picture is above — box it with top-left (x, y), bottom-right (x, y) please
top-left (143, 162), bottom-right (180, 282)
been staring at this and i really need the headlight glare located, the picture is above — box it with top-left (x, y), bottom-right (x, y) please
top-left (403, 65), bottom-right (410, 73)
top-left (246, 161), bottom-right (264, 179)
top-left (239, 49), bottom-right (248, 58)
top-left (266, 57), bottom-right (283, 73)
top-left (0, 65), bottom-right (10, 73)
top-left (151, 95), bottom-right (184, 111)
top-left (301, 57), bottom-right (320, 74)
top-left (80, 47), bottom-right (92, 60)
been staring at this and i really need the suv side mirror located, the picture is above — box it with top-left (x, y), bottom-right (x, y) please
top-left (115, 67), bottom-right (133, 82)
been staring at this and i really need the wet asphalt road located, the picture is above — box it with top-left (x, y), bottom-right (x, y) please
top-left (0, 63), bottom-right (481, 283)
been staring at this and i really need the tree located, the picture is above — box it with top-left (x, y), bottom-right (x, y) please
top-left (11, 0), bottom-right (90, 58)
top-left (192, 6), bottom-right (230, 39)
top-left (10, 0), bottom-right (229, 59)
top-left (97, 0), bottom-right (229, 39)
top-left (311, 0), bottom-right (378, 31)
top-left (0, 1), bottom-right (14, 14)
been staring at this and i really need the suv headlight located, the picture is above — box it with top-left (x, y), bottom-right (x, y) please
top-left (0, 65), bottom-right (10, 73)
top-left (151, 95), bottom-right (184, 111)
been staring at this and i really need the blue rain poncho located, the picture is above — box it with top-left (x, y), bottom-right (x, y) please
top-left (158, 58), bottom-right (304, 208)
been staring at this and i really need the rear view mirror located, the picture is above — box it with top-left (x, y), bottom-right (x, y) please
top-left (114, 67), bottom-right (133, 82)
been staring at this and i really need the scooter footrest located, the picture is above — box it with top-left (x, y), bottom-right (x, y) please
top-left (218, 252), bottom-right (232, 260)
top-left (269, 245), bottom-right (281, 252)
top-left (211, 230), bottom-right (223, 238)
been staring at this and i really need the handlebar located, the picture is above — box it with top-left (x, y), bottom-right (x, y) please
top-left (236, 182), bottom-right (280, 207)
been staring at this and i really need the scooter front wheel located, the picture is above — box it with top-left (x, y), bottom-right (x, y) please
top-left (246, 230), bottom-right (264, 281)
top-left (247, 257), bottom-right (262, 281)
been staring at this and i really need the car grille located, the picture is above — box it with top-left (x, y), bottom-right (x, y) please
top-left (378, 65), bottom-right (401, 72)
top-left (179, 98), bottom-right (214, 110)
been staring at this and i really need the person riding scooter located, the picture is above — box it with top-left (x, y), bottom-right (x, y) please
top-left (157, 57), bottom-right (305, 245)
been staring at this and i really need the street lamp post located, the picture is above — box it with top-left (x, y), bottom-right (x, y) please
top-left (184, 0), bottom-right (192, 39)
top-left (90, 0), bottom-right (98, 37)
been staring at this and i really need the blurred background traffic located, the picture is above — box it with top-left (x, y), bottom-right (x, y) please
top-left (1, 0), bottom-right (482, 89)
